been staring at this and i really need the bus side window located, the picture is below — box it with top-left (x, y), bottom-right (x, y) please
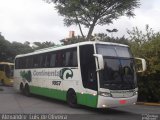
top-left (50, 53), bottom-right (56, 67)
top-left (5, 65), bottom-right (10, 78)
top-left (25, 57), bottom-right (29, 69)
top-left (39, 54), bottom-right (44, 68)
top-left (21, 57), bottom-right (25, 69)
top-left (40, 54), bottom-right (46, 68)
top-left (55, 52), bottom-right (63, 67)
top-left (0, 64), bottom-right (4, 71)
top-left (65, 51), bottom-right (71, 67)
top-left (72, 50), bottom-right (78, 67)
top-left (28, 56), bottom-right (33, 68)
top-left (33, 55), bottom-right (39, 68)
top-left (15, 59), bottom-right (18, 69)
top-left (16, 58), bottom-right (22, 69)
top-left (45, 53), bottom-right (51, 68)
top-left (62, 51), bottom-right (66, 66)
top-left (63, 48), bottom-right (77, 67)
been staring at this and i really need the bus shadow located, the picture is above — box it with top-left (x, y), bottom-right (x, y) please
top-left (79, 105), bottom-right (133, 115)
top-left (26, 93), bottom-right (136, 116)
top-left (28, 93), bottom-right (69, 106)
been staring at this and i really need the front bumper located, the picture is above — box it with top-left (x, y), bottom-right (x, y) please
top-left (97, 95), bottom-right (138, 108)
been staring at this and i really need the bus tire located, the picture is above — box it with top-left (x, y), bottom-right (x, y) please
top-left (24, 84), bottom-right (31, 97)
top-left (67, 89), bottom-right (78, 108)
top-left (20, 83), bottom-right (24, 94)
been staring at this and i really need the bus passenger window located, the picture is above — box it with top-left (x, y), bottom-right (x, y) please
top-left (50, 54), bottom-right (56, 67)
top-left (28, 56), bottom-right (33, 68)
top-left (64, 48), bottom-right (77, 67)
top-left (56, 52), bottom-right (63, 67)
top-left (33, 55), bottom-right (39, 68)
top-left (45, 53), bottom-right (51, 68)
top-left (65, 51), bottom-right (71, 67)
top-left (72, 50), bottom-right (78, 67)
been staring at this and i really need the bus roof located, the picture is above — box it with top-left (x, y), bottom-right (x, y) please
top-left (15, 41), bottom-right (129, 58)
top-left (0, 62), bottom-right (14, 65)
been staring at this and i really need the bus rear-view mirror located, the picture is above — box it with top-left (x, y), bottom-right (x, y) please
top-left (135, 57), bottom-right (147, 72)
top-left (93, 54), bottom-right (104, 71)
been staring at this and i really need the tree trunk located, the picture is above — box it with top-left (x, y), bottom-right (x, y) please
top-left (86, 19), bottom-right (97, 41)
top-left (78, 22), bottom-right (85, 39)
top-left (75, 12), bottom-right (85, 39)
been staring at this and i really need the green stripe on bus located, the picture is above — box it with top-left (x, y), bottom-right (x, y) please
top-left (30, 86), bottom-right (98, 108)
top-left (77, 93), bottom-right (98, 108)
top-left (30, 86), bottom-right (67, 101)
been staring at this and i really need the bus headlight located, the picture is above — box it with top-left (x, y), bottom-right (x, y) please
top-left (98, 91), bottom-right (112, 97)
top-left (133, 91), bottom-right (138, 96)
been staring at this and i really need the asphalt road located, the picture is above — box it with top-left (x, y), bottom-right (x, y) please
top-left (0, 86), bottom-right (159, 120)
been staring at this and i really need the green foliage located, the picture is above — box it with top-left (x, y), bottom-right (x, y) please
top-left (61, 36), bottom-right (86, 45)
top-left (128, 25), bottom-right (160, 102)
top-left (11, 41), bottom-right (33, 55)
top-left (138, 73), bottom-right (160, 102)
top-left (33, 41), bottom-right (55, 50)
top-left (128, 25), bottom-right (160, 73)
top-left (61, 33), bottom-right (130, 45)
top-left (0, 33), bottom-right (56, 62)
top-left (0, 34), bottom-right (13, 62)
top-left (95, 33), bottom-right (130, 45)
top-left (46, 0), bottom-right (140, 40)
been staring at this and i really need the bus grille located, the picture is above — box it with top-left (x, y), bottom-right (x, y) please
top-left (110, 90), bottom-right (135, 98)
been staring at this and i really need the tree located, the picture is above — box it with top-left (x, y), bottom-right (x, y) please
top-left (61, 32), bottom-right (129, 45)
top-left (127, 25), bottom-right (160, 102)
top-left (60, 35), bottom-right (87, 45)
top-left (106, 28), bottom-right (118, 37)
top-left (32, 41), bottom-right (56, 50)
top-left (46, 0), bottom-right (140, 40)
top-left (0, 33), bottom-right (35, 62)
top-left (0, 33), bottom-right (13, 62)
top-left (127, 25), bottom-right (156, 58)
top-left (11, 41), bottom-right (33, 55)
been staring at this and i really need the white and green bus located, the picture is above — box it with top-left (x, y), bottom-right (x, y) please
top-left (14, 41), bottom-right (146, 108)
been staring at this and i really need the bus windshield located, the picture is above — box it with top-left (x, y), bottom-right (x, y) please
top-left (96, 44), bottom-right (137, 90)
top-left (5, 65), bottom-right (14, 78)
top-left (10, 65), bottom-right (14, 78)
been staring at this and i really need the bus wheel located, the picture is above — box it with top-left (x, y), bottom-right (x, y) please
top-left (67, 89), bottom-right (78, 108)
top-left (24, 84), bottom-right (31, 97)
top-left (20, 83), bottom-right (24, 94)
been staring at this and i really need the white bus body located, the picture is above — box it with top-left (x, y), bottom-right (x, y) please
top-left (14, 41), bottom-right (141, 108)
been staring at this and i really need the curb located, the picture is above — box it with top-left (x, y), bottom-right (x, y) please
top-left (136, 102), bottom-right (160, 106)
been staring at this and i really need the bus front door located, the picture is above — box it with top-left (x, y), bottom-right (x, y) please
top-left (80, 45), bottom-right (98, 107)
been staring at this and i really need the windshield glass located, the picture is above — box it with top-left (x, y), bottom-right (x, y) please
top-left (97, 44), bottom-right (132, 58)
top-left (10, 65), bottom-right (14, 77)
top-left (96, 44), bottom-right (136, 90)
top-left (5, 65), bottom-right (14, 78)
